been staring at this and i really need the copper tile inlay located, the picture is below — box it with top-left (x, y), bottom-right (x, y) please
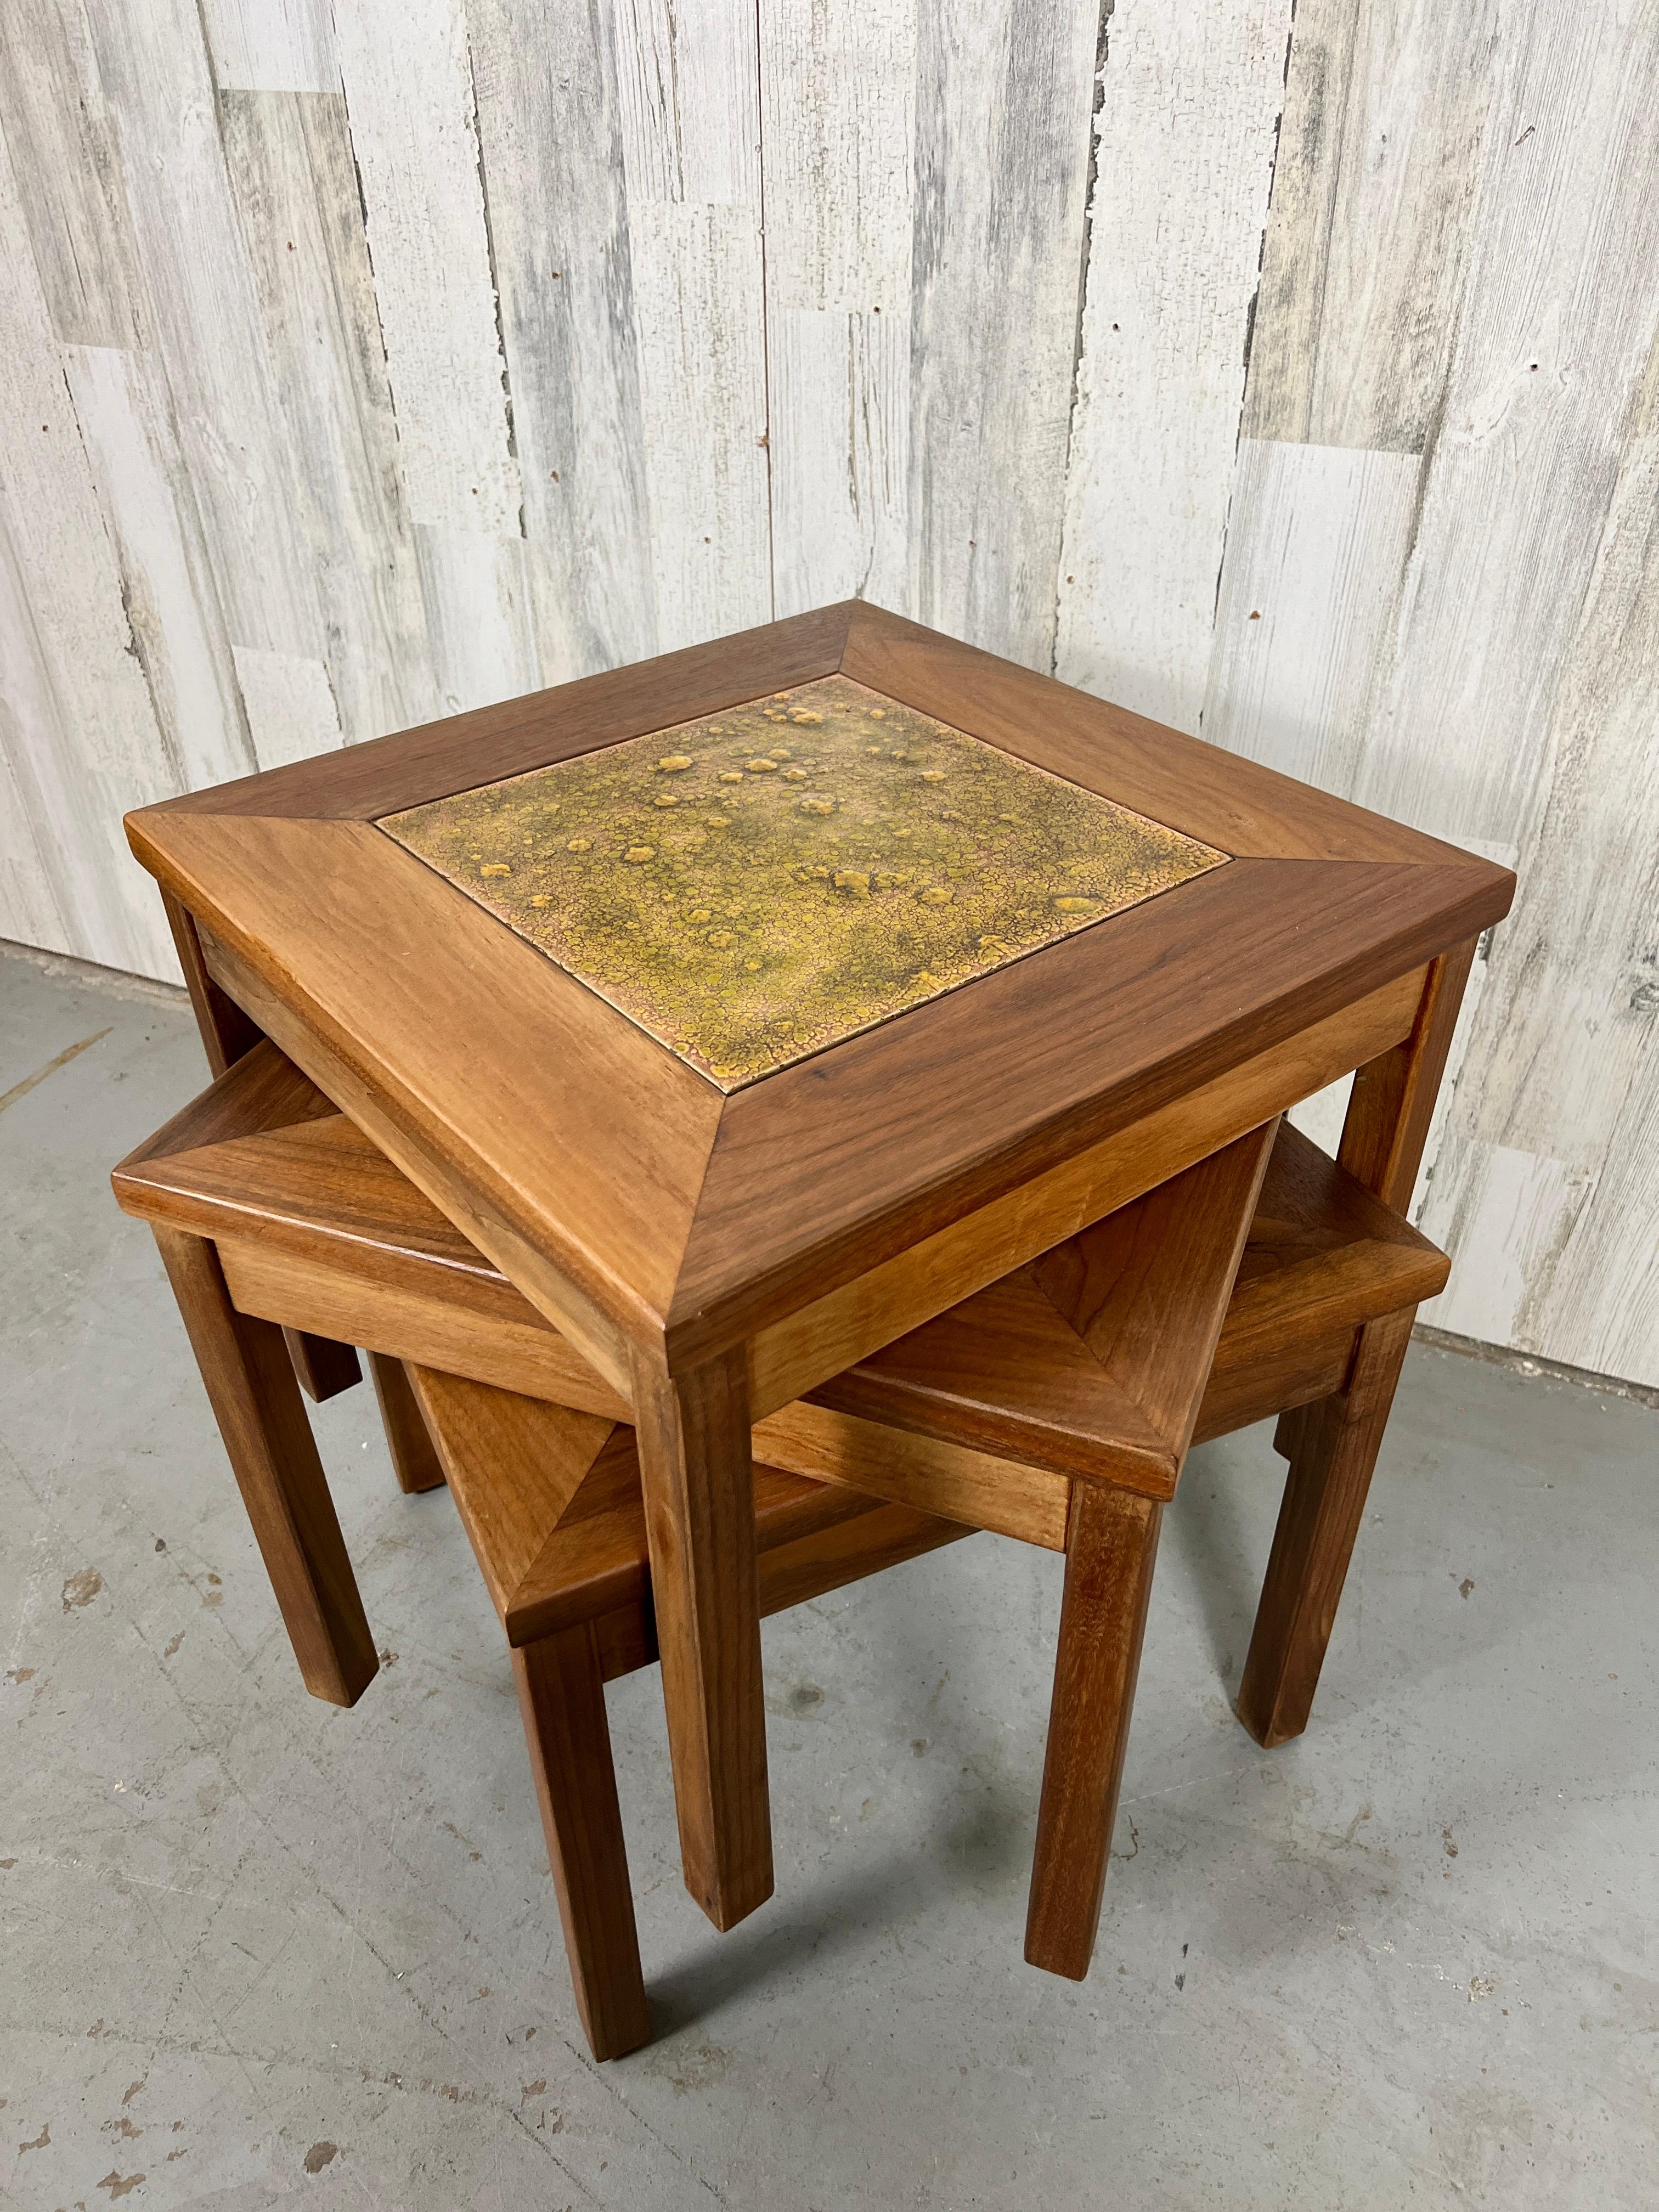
top-left (380, 674), bottom-right (1227, 1088)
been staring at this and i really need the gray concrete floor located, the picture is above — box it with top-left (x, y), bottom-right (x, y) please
top-left (2, 940), bottom-right (1655, 2212)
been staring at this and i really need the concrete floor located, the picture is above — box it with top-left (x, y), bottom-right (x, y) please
top-left (2, 940), bottom-right (1655, 2212)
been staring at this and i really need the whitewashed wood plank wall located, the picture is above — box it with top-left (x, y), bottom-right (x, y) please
top-left (2, 0), bottom-right (1655, 1385)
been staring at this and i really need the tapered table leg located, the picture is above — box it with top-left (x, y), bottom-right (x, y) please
top-left (629, 1345), bottom-right (772, 1931)
top-left (513, 1626), bottom-right (651, 2061)
top-left (1025, 1483), bottom-right (1163, 1980)
top-left (283, 1327), bottom-right (362, 1402)
top-left (154, 1226), bottom-right (377, 1707)
top-left (1237, 1304), bottom-right (1416, 1748)
top-left (163, 890), bottom-right (363, 1408)
top-left (368, 1352), bottom-right (447, 1493)
top-left (1238, 939), bottom-right (1480, 1748)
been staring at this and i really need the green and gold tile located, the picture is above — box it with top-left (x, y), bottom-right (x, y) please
top-left (380, 674), bottom-right (1227, 1088)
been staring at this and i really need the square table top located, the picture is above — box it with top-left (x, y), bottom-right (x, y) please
top-left (127, 600), bottom-right (1515, 1368)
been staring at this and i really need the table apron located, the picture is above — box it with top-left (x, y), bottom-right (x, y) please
top-left (746, 963), bottom-right (1427, 1418)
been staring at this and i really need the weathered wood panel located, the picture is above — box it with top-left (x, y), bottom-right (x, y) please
top-left (0, 0), bottom-right (1655, 1385)
top-left (469, 0), bottom-right (658, 684)
top-left (0, 0), bottom-right (145, 350)
top-left (0, 511), bottom-right (77, 958)
top-left (82, 0), bottom-right (329, 668)
top-left (1055, 0), bottom-right (1292, 730)
top-left (229, 647), bottom-right (345, 771)
top-left (1241, 0), bottom-right (1496, 453)
top-left (1352, 0), bottom-right (1659, 1388)
top-left (1354, 3), bottom-right (1659, 849)
top-left (1203, 440), bottom-right (1421, 795)
top-left (910, 0), bottom-right (1101, 669)
top-left (62, 342), bottom-right (255, 788)
top-left (414, 525), bottom-right (540, 715)
top-left (200, 0), bottom-right (339, 93)
top-left (628, 203), bottom-right (771, 653)
top-left (217, 88), bottom-right (441, 744)
top-left (617, 0), bottom-right (771, 650)
top-left (0, 126), bottom-right (176, 975)
top-left (330, 0), bottom-right (521, 539)
top-left (1417, 327), bottom-right (1659, 1384)
top-left (760, 0), bottom-right (914, 617)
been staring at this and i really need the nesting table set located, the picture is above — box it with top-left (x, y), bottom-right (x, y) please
top-left (113, 602), bottom-right (1514, 2057)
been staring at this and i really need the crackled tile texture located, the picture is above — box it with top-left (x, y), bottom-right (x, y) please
top-left (381, 674), bottom-right (1225, 1086)
top-left (2, 941), bottom-right (1655, 2210)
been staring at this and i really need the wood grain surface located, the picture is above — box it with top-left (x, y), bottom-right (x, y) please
top-left (366, 1352), bottom-right (447, 1493)
top-left (114, 1052), bottom-right (1451, 1478)
top-left (1024, 1484), bottom-right (1163, 1979)
top-left (151, 1225), bottom-right (377, 1707)
top-left (511, 1627), bottom-right (652, 2062)
top-left (1235, 1303), bottom-right (1418, 1747)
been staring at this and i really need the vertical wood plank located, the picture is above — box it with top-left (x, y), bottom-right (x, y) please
top-left (330, 0), bottom-right (521, 537)
top-left (62, 343), bottom-right (257, 791)
top-left (0, 0), bottom-right (1653, 1400)
top-left (1465, 326), bottom-right (1659, 1383)
top-left (413, 525), bottom-right (540, 715)
top-left (768, 309), bottom-right (910, 618)
top-left (81, 0), bottom-right (330, 668)
top-left (1354, 2), bottom-right (1659, 848)
top-left (612, 0), bottom-right (771, 650)
top-left (229, 647), bottom-right (346, 771)
top-left (200, 0), bottom-right (340, 92)
top-left (759, 0), bottom-right (914, 617)
top-left (330, 0), bottom-right (533, 707)
top-left (1537, 1094), bottom-right (1659, 1387)
top-left (1345, 4), bottom-right (1659, 1386)
top-left (629, 204), bottom-right (771, 648)
top-left (910, 0), bottom-right (1101, 669)
top-left (1201, 439), bottom-right (1421, 793)
top-left (0, 513), bottom-right (74, 958)
top-left (1054, 0), bottom-right (1292, 729)
top-left (1419, 1143), bottom-right (1592, 1350)
top-left (1414, 323), bottom-right (1659, 1385)
top-left (0, 126), bottom-right (178, 977)
top-left (614, 0), bottom-right (758, 207)
top-left (469, 0), bottom-right (658, 682)
top-left (0, 0), bottom-right (145, 348)
top-left (217, 87), bottom-right (442, 745)
top-left (1241, 0), bottom-right (1496, 453)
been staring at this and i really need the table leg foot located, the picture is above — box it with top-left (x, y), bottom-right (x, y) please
top-left (367, 1352), bottom-right (447, 1493)
top-left (282, 1327), bottom-right (362, 1403)
top-left (631, 1346), bottom-right (772, 1931)
top-left (514, 1627), bottom-right (652, 2061)
top-left (154, 1226), bottom-right (377, 1707)
top-left (1025, 1484), bottom-right (1162, 1981)
top-left (1238, 1305), bottom-right (1417, 1749)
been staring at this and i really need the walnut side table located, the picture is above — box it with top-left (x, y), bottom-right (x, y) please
top-left (125, 601), bottom-right (1515, 1931)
